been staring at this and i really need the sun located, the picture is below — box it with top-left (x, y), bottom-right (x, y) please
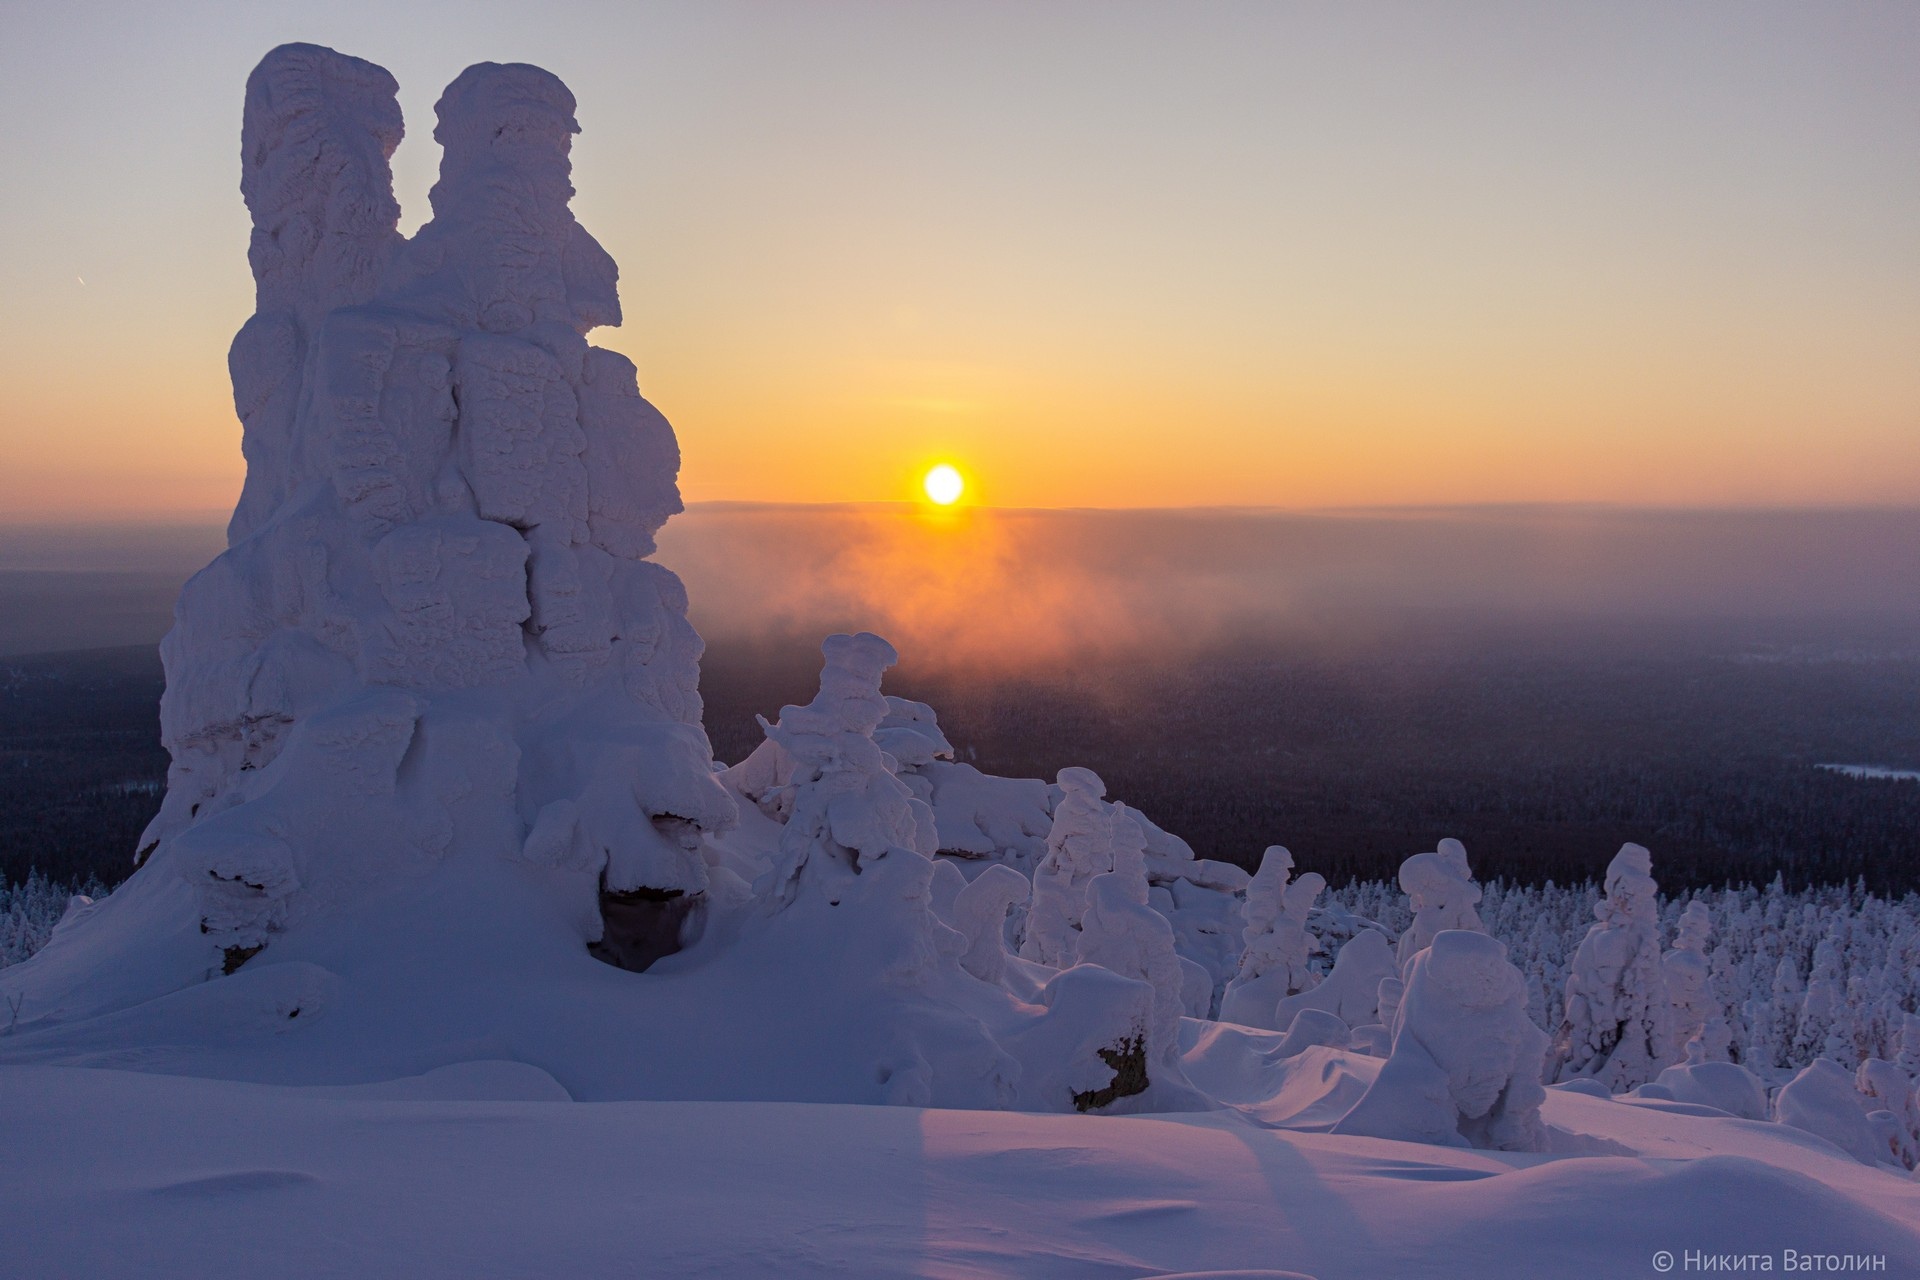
top-left (922, 463), bottom-right (965, 506)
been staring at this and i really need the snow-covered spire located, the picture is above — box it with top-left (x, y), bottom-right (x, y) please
top-left (1550, 843), bottom-right (1670, 1091)
top-left (397, 62), bottom-right (618, 335)
top-left (229, 44), bottom-right (406, 539)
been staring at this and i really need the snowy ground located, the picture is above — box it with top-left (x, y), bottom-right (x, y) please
top-left (5, 1040), bottom-right (1916, 1279)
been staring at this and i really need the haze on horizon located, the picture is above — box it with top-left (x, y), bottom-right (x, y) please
top-left (2, 2), bottom-right (1917, 520)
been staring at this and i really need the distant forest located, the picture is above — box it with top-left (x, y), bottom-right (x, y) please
top-left (7, 621), bottom-right (1920, 894)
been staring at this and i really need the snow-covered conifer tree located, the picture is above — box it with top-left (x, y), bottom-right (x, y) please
top-left (1076, 872), bottom-right (1186, 1071)
top-left (1394, 837), bottom-right (1485, 970)
top-left (1550, 843), bottom-right (1670, 1092)
top-left (1797, 932), bottom-right (1850, 1066)
top-left (1020, 769), bottom-right (1127, 968)
top-left (755, 633), bottom-right (940, 903)
top-left (1661, 899), bottom-right (1719, 1063)
top-left (1219, 845), bottom-right (1325, 1029)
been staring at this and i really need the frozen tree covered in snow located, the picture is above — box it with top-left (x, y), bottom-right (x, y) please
top-left (1551, 844), bottom-right (1670, 1092)
top-left (1019, 769), bottom-right (1142, 968)
top-left (1394, 838), bottom-right (1485, 970)
top-left (1334, 930), bottom-right (1548, 1151)
top-left (1076, 872), bottom-right (1187, 1071)
top-left (2, 876), bottom-right (107, 971)
top-left (1857, 1057), bottom-right (1919, 1169)
top-left (1746, 955), bottom-right (1804, 1074)
top-left (1661, 899), bottom-right (1719, 1063)
top-left (1796, 931), bottom-right (1853, 1065)
top-left (1219, 846), bottom-right (1324, 1030)
top-left (752, 633), bottom-right (940, 902)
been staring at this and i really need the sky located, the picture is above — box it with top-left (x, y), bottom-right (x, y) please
top-left (2, 1), bottom-right (1917, 518)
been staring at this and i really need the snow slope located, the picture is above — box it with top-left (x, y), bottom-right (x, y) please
top-left (4, 1055), bottom-right (1916, 1280)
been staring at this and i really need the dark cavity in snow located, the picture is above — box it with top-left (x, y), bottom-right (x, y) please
top-left (589, 887), bottom-right (699, 974)
top-left (221, 943), bottom-right (263, 975)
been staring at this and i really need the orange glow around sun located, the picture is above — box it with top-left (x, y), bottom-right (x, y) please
top-left (922, 463), bottom-right (965, 506)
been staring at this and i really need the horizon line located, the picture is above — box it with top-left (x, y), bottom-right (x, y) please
top-left (7, 498), bottom-right (1920, 530)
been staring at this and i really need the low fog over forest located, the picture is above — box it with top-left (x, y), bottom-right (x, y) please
top-left (5, 505), bottom-right (1918, 891)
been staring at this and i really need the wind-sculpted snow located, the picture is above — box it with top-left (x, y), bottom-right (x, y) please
top-left (1776, 1058), bottom-right (1895, 1167)
top-left (1275, 925), bottom-right (1396, 1035)
top-left (946, 863), bottom-right (1028, 986)
top-left (1335, 929), bottom-right (1548, 1151)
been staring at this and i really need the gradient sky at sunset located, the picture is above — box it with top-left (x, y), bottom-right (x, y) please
top-left (2, 1), bottom-right (1916, 518)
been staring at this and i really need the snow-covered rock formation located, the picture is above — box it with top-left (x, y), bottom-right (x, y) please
top-left (79, 45), bottom-right (737, 987)
top-left (1333, 929), bottom-right (1548, 1151)
top-left (1218, 845), bottom-right (1323, 1030)
top-left (1550, 843), bottom-right (1670, 1092)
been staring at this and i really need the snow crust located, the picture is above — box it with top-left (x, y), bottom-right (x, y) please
top-left (7, 1058), bottom-right (1917, 1279)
